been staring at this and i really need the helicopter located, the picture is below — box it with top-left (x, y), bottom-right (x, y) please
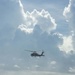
top-left (25, 50), bottom-right (45, 57)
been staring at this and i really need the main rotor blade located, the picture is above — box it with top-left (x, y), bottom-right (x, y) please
top-left (25, 49), bottom-right (36, 52)
top-left (25, 49), bottom-right (44, 52)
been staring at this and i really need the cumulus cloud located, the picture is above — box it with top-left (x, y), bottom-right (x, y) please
top-left (14, 65), bottom-right (20, 69)
top-left (49, 61), bottom-right (57, 70)
top-left (0, 0), bottom-right (75, 74)
top-left (58, 35), bottom-right (74, 54)
top-left (18, 24), bottom-right (33, 33)
top-left (18, 0), bottom-right (57, 34)
top-left (63, 0), bottom-right (75, 53)
top-left (52, 32), bottom-right (74, 54)
top-left (50, 61), bottom-right (56, 65)
top-left (69, 67), bottom-right (75, 73)
top-left (18, 0), bottom-right (27, 19)
top-left (63, 0), bottom-right (72, 19)
top-left (63, 0), bottom-right (75, 28)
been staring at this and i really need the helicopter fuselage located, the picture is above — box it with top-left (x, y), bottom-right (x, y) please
top-left (31, 52), bottom-right (44, 57)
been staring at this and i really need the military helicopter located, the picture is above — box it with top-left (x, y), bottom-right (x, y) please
top-left (25, 50), bottom-right (45, 57)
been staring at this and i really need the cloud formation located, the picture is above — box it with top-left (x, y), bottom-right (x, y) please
top-left (69, 67), bottom-right (75, 73)
top-left (63, 0), bottom-right (75, 53)
top-left (0, 70), bottom-right (74, 75)
top-left (0, 0), bottom-right (75, 74)
top-left (63, 0), bottom-right (72, 20)
top-left (58, 35), bottom-right (74, 54)
top-left (18, 0), bottom-right (57, 34)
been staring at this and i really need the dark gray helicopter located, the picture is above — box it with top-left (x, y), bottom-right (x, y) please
top-left (25, 50), bottom-right (44, 57)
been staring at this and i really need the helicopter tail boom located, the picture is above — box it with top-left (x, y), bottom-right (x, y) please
top-left (41, 51), bottom-right (44, 56)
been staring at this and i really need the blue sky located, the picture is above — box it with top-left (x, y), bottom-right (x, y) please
top-left (0, 0), bottom-right (75, 75)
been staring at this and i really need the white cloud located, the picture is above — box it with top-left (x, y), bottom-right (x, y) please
top-left (0, 64), bottom-right (5, 67)
top-left (18, 24), bottom-right (33, 33)
top-left (14, 65), bottom-right (20, 69)
top-left (18, 0), bottom-right (57, 34)
top-left (58, 35), bottom-right (74, 54)
top-left (50, 61), bottom-right (56, 65)
top-left (47, 60), bottom-right (57, 70)
top-left (69, 67), bottom-right (75, 73)
top-left (63, 0), bottom-right (75, 30)
top-left (0, 0), bottom-right (75, 73)
top-left (63, 0), bottom-right (72, 20)
top-left (0, 70), bottom-right (73, 75)
top-left (34, 65), bottom-right (40, 68)
top-left (18, 0), bottom-right (27, 19)
top-left (63, 0), bottom-right (75, 54)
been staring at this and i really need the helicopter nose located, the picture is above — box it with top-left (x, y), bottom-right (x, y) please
top-left (31, 53), bottom-right (34, 56)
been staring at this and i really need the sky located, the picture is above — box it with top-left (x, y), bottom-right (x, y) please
top-left (0, 0), bottom-right (75, 75)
